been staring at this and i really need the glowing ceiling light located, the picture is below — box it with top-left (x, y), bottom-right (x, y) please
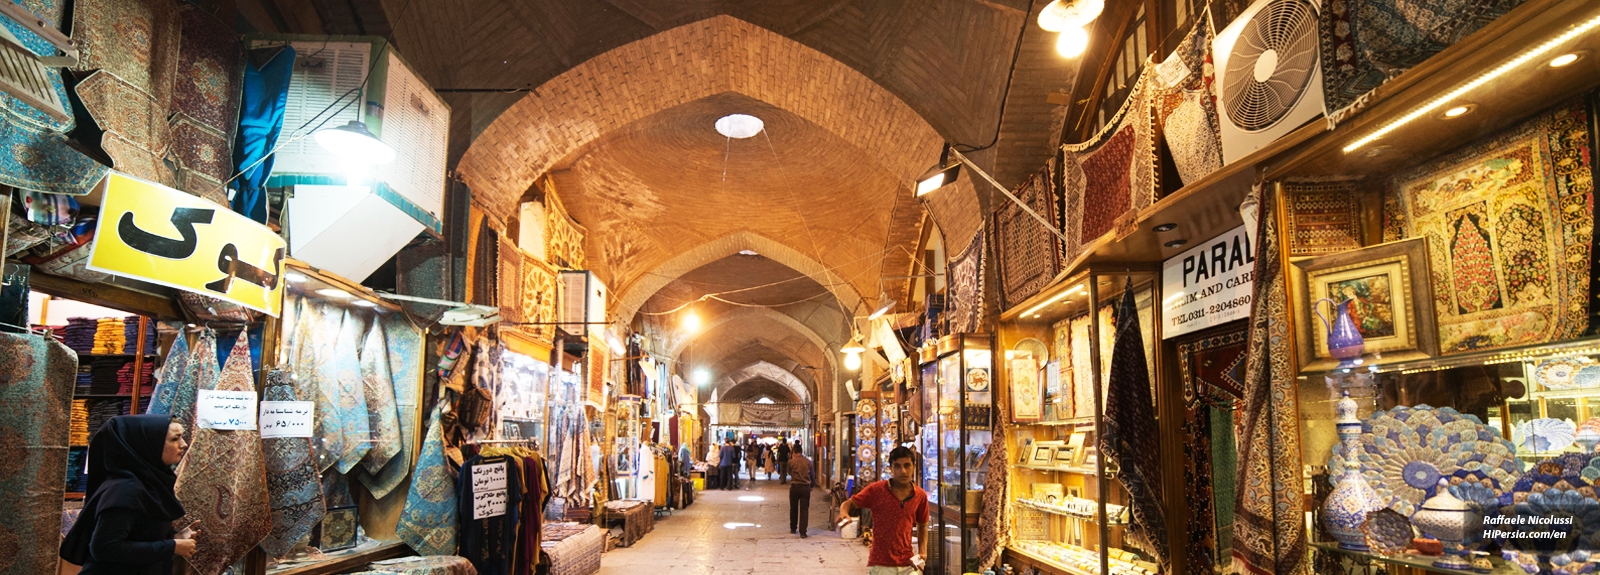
top-left (352, 299), bottom-right (377, 308)
top-left (869, 299), bottom-right (896, 320)
top-left (1550, 52), bottom-right (1582, 67)
top-left (683, 309), bottom-right (701, 332)
top-left (314, 120), bottom-right (395, 165)
top-left (693, 368), bottom-right (711, 386)
top-left (844, 352), bottom-right (862, 371)
top-left (1344, 13), bottom-right (1600, 153)
top-left (284, 272), bottom-right (307, 283)
top-left (714, 114), bottom-right (764, 139)
top-left (1038, 0), bottom-right (1104, 32)
top-left (1442, 105), bottom-right (1473, 118)
top-left (1056, 26), bottom-right (1090, 58)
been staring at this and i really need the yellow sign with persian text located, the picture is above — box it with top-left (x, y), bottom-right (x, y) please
top-left (86, 173), bottom-right (286, 316)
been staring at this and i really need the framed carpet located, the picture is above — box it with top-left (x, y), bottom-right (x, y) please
top-left (995, 160), bottom-right (1062, 309)
top-left (1283, 181), bottom-right (1364, 257)
top-left (1390, 98), bottom-right (1594, 353)
top-left (1063, 68), bottom-right (1158, 247)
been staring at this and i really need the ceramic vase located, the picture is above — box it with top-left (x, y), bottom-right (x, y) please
top-left (1324, 392), bottom-right (1385, 550)
top-left (1411, 479), bottom-right (1475, 570)
top-left (1316, 298), bottom-right (1366, 368)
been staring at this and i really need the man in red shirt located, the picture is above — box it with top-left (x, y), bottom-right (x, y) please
top-left (838, 446), bottom-right (928, 574)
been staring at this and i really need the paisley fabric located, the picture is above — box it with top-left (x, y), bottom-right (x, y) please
top-left (1176, 327), bottom-right (1250, 575)
top-left (1231, 187), bottom-right (1309, 575)
top-left (1391, 100), bottom-right (1594, 353)
top-left (947, 233), bottom-right (985, 334)
top-left (975, 397), bottom-right (1011, 572)
top-left (170, 329), bottom-right (219, 445)
top-left (174, 332), bottom-right (271, 575)
top-left (356, 313), bottom-right (424, 500)
top-left (71, 0), bottom-right (181, 107)
top-left (0, 332), bottom-right (76, 574)
top-left (1156, 15), bottom-right (1223, 187)
top-left (1064, 68), bottom-right (1157, 249)
top-left (1100, 284), bottom-right (1169, 570)
top-left (995, 160), bottom-right (1062, 309)
top-left (295, 300), bottom-right (346, 472)
top-left (1320, 0), bottom-right (1525, 114)
top-left (399, 407), bottom-right (458, 556)
top-left (358, 319), bottom-right (402, 475)
top-left (260, 370), bottom-right (326, 558)
top-left (334, 310), bottom-right (373, 472)
top-left (172, 5), bottom-right (243, 139)
top-left (145, 326), bottom-right (190, 416)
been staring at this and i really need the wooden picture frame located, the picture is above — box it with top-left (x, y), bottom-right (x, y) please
top-left (1291, 237), bottom-right (1437, 372)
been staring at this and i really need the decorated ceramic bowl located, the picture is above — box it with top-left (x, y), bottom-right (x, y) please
top-left (856, 400), bottom-right (877, 419)
top-left (1361, 508), bottom-right (1414, 555)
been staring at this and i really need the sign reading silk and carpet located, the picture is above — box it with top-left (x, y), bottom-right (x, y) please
top-left (86, 172), bottom-right (287, 316)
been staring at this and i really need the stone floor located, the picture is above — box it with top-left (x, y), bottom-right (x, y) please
top-left (596, 474), bottom-right (869, 575)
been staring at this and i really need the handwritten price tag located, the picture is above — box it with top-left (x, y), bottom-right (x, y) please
top-left (472, 462), bottom-right (507, 493)
top-left (472, 488), bottom-right (507, 519)
top-left (197, 390), bottom-right (258, 430)
top-left (259, 401), bottom-right (314, 438)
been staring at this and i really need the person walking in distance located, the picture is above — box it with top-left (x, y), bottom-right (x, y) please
top-left (746, 438), bottom-right (761, 487)
top-left (717, 440), bottom-right (739, 491)
top-left (838, 446), bottom-right (927, 574)
top-left (776, 439), bottom-right (791, 484)
top-left (788, 441), bottom-right (814, 537)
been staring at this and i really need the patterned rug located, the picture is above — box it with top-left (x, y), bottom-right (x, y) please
top-left (171, 116), bottom-right (232, 203)
top-left (1100, 285), bottom-right (1169, 571)
top-left (946, 233), bottom-right (985, 334)
top-left (76, 71), bottom-right (170, 153)
top-left (260, 370), bottom-right (326, 558)
top-left (399, 406), bottom-right (458, 555)
top-left (518, 256), bottom-right (559, 343)
top-left (175, 332), bottom-right (271, 575)
top-left (1070, 315), bottom-right (1094, 418)
top-left (995, 160), bottom-right (1062, 310)
top-left (1231, 186), bottom-right (1308, 575)
top-left (1321, 0), bottom-right (1526, 114)
top-left (497, 235), bottom-right (523, 325)
top-left (72, 0), bottom-right (181, 108)
top-left (145, 324), bottom-right (189, 416)
top-left (333, 310), bottom-right (373, 473)
top-left (355, 313), bottom-right (425, 500)
top-left (358, 318), bottom-right (402, 474)
top-left (1156, 15), bottom-right (1223, 187)
top-left (172, 5), bottom-right (243, 139)
top-left (1283, 181), bottom-right (1364, 256)
top-left (1176, 326), bottom-right (1249, 575)
top-left (1391, 100), bottom-right (1594, 353)
top-left (1064, 68), bottom-right (1157, 247)
top-left (171, 328), bottom-right (218, 445)
top-left (0, 333), bottom-right (75, 574)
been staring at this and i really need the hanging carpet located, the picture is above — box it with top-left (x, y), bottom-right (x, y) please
top-left (1099, 283), bottom-right (1170, 571)
top-left (170, 328), bottom-right (219, 445)
top-left (145, 326), bottom-right (190, 416)
top-left (333, 310), bottom-right (373, 472)
top-left (0, 332), bottom-right (76, 574)
top-left (995, 159), bottom-right (1062, 309)
top-left (1176, 326), bottom-right (1250, 575)
top-left (1155, 13), bottom-right (1224, 187)
top-left (356, 313), bottom-right (425, 500)
top-left (259, 370), bottom-right (326, 558)
top-left (0, 0), bottom-right (107, 195)
top-left (399, 406), bottom-right (458, 555)
top-left (174, 332), bottom-right (271, 575)
top-left (1282, 181), bottom-right (1364, 257)
top-left (947, 233), bottom-right (985, 334)
top-left (1063, 68), bottom-right (1158, 251)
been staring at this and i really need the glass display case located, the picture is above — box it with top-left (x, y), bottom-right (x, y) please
top-left (913, 332), bottom-right (994, 575)
top-left (999, 269), bottom-right (1162, 575)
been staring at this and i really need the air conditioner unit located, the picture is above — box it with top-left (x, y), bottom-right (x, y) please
top-left (558, 270), bottom-right (607, 339)
top-left (1212, 0), bottom-right (1325, 164)
top-left (247, 35), bottom-right (449, 281)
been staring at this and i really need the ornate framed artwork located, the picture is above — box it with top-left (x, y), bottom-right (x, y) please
top-left (1290, 237), bottom-right (1438, 372)
top-left (1011, 357), bottom-right (1043, 422)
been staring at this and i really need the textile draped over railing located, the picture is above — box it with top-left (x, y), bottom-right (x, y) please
top-left (708, 402), bottom-right (809, 427)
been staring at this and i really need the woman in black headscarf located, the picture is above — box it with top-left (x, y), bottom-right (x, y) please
top-left (61, 414), bottom-right (201, 574)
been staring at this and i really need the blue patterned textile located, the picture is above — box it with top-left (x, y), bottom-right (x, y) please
top-left (399, 406), bottom-right (457, 555)
top-left (260, 369), bottom-right (325, 557)
top-left (0, 0), bottom-right (106, 195)
top-left (145, 324), bottom-right (190, 415)
top-left (333, 309), bottom-right (372, 473)
top-left (170, 329), bottom-right (218, 444)
top-left (356, 314), bottom-right (424, 499)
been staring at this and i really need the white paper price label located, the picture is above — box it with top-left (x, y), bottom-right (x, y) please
top-left (472, 488), bottom-right (508, 519)
top-left (472, 462), bottom-right (507, 492)
top-left (258, 401), bottom-right (314, 438)
top-left (196, 390), bottom-right (258, 430)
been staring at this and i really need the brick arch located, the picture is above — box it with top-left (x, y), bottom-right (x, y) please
top-left (458, 15), bottom-right (943, 224)
top-left (618, 231), bottom-right (862, 326)
top-left (714, 361), bottom-right (811, 404)
top-left (671, 306), bottom-right (838, 415)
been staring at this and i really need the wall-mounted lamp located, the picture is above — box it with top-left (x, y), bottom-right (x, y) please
top-left (916, 146), bottom-right (961, 197)
top-left (869, 298), bottom-right (896, 320)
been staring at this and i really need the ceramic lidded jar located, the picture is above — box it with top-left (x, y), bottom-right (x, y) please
top-left (1411, 478), bottom-right (1475, 570)
top-left (1324, 391), bottom-right (1386, 550)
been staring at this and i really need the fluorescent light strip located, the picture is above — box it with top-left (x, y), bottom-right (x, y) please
top-left (1022, 285), bottom-right (1086, 317)
top-left (1344, 13), bottom-right (1600, 153)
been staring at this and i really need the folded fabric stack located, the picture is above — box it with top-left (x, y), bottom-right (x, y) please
top-left (115, 361), bottom-right (156, 395)
top-left (92, 317), bottom-right (126, 354)
top-left (89, 357), bottom-right (123, 394)
top-left (65, 446), bottom-right (89, 492)
top-left (122, 315), bottom-right (155, 355)
top-left (74, 363), bottom-right (92, 393)
top-left (69, 399), bottom-right (89, 446)
top-left (86, 398), bottom-right (122, 438)
top-left (61, 317), bottom-right (96, 354)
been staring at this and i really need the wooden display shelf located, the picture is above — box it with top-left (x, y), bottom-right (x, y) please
top-left (1013, 498), bottom-right (1126, 524)
top-left (265, 541), bottom-right (412, 575)
top-left (1309, 542), bottom-right (1518, 575)
top-left (1015, 463), bottom-right (1108, 477)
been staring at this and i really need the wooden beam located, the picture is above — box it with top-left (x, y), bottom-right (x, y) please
top-left (28, 272), bottom-right (185, 320)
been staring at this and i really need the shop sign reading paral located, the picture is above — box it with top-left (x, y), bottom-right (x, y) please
top-left (1161, 225), bottom-right (1255, 339)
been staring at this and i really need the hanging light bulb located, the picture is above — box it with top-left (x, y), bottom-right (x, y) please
top-left (841, 332), bottom-right (866, 371)
top-left (1038, 0), bottom-right (1104, 32)
top-left (314, 120), bottom-right (396, 165)
top-left (1057, 26), bottom-right (1090, 58)
top-left (844, 352), bottom-right (862, 371)
top-left (683, 309), bottom-right (701, 332)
